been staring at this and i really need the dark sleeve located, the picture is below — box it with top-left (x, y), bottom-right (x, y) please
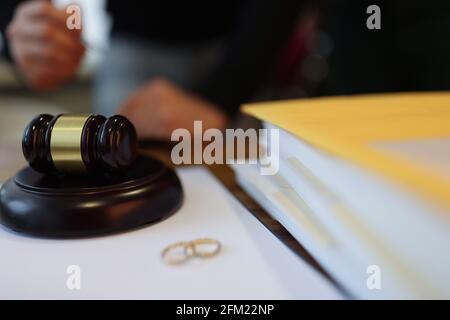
top-left (0, 0), bottom-right (24, 60)
top-left (195, 0), bottom-right (304, 116)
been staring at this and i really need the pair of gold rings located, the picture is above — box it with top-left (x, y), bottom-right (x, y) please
top-left (161, 238), bottom-right (222, 265)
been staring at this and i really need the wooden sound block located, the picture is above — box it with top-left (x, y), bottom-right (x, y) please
top-left (0, 155), bottom-right (183, 238)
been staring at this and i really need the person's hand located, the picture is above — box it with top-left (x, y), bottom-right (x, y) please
top-left (118, 78), bottom-right (229, 140)
top-left (6, 0), bottom-right (85, 91)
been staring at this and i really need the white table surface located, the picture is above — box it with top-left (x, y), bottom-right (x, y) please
top-left (0, 95), bottom-right (342, 299)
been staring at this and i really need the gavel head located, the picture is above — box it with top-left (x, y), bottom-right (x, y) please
top-left (22, 114), bottom-right (138, 175)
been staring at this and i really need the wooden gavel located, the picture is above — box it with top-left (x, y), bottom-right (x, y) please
top-left (22, 114), bottom-right (138, 175)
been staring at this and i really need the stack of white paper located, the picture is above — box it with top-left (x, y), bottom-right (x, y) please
top-left (232, 123), bottom-right (450, 299)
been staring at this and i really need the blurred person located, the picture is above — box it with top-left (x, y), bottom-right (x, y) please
top-left (0, 0), bottom-right (303, 139)
top-left (3, 0), bottom-right (449, 142)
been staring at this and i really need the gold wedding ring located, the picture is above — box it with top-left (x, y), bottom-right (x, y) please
top-left (161, 238), bottom-right (222, 266)
top-left (190, 238), bottom-right (222, 258)
top-left (161, 241), bottom-right (194, 265)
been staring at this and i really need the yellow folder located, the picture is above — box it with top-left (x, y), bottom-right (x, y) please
top-left (243, 92), bottom-right (450, 212)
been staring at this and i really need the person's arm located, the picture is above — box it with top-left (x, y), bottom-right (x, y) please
top-left (195, 0), bottom-right (304, 116)
top-left (119, 0), bottom-right (304, 140)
